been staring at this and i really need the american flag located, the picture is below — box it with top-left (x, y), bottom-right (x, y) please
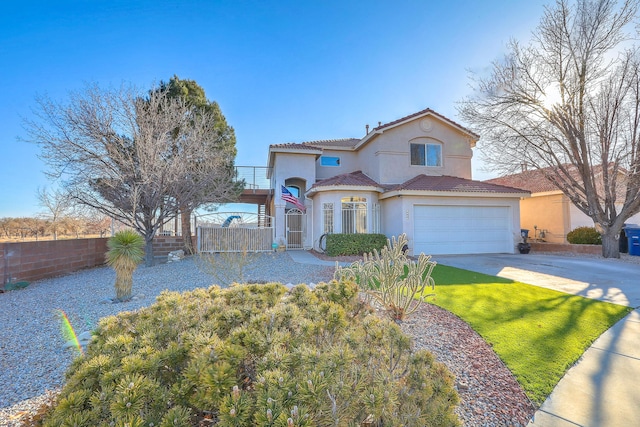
top-left (281, 185), bottom-right (306, 212)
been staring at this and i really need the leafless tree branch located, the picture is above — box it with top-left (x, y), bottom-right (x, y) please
top-left (459, 0), bottom-right (640, 257)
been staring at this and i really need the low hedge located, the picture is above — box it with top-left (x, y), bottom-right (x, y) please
top-left (566, 226), bottom-right (602, 245)
top-left (325, 233), bottom-right (388, 256)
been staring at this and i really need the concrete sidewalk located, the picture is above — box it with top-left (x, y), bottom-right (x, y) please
top-left (286, 250), bottom-right (351, 267)
top-left (528, 309), bottom-right (640, 426)
top-left (433, 254), bottom-right (640, 427)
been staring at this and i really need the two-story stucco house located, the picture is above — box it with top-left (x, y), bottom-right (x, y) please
top-left (266, 108), bottom-right (529, 255)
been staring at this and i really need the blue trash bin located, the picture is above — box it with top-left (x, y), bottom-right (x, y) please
top-left (625, 226), bottom-right (640, 256)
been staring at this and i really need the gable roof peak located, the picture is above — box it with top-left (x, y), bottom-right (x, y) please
top-left (370, 107), bottom-right (480, 139)
top-left (308, 170), bottom-right (382, 190)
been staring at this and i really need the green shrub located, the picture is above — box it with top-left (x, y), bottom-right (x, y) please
top-left (567, 226), bottom-right (602, 245)
top-left (40, 281), bottom-right (459, 426)
top-left (325, 233), bottom-right (387, 256)
top-left (335, 234), bottom-right (436, 320)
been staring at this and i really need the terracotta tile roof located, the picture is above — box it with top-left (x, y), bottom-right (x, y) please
top-left (310, 171), bottom-right (381, 189)
top-left (486, 163), bottom-right (629, 197)
top-left (300, 138), bottom-right (360, 148)
top-left (485, 169), bottom-right (559, 193)
top-left (390, 174), bottom-right (530, 194)
top-left (269, 139), bottom-right (360, 153)
top-left (269, 142), bottom-right (323, 151)
top-left (372, 107), bottom-right (480, 139)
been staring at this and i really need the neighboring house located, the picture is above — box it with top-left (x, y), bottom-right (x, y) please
top-left (486, 167), bottom-right (640, 243)
top-left (266, 108), bottom-right (530, 255)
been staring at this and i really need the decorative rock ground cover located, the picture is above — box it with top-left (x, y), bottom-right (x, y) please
top-left (0, 251), bottom-right (553, 426)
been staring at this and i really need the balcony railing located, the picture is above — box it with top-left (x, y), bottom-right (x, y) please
top-left (235, 166), bottom-right (272, 190)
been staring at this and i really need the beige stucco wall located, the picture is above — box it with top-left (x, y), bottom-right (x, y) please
top-left (568, 204), bottom-right (640, 229)
top-left (355, 116), bottom-right (473, 185)
top-left (381, 196), bottom-right (404, 240)
top-left (568, 204), bottom-right (594, 231)
top-left (315, 150), bottom-right (359, 180)
top-left (520, 192), bottom-right (570, 243)
top-left (272, 152), bottom-right (317, 186)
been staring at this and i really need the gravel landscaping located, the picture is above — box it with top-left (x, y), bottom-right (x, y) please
top-left (5, 249), bottom-right (633, 426)
top-left (0, 253), bottom-right (334, 426)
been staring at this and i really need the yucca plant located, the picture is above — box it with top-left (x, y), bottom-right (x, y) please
top-left (106, 229), bottom-right (145, 301)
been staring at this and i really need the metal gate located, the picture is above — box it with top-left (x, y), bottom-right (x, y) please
top-left (285, 209), bottom-right (305, 249)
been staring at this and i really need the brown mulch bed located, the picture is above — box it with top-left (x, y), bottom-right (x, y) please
top-left (309, 250), bottom-right (536, 427)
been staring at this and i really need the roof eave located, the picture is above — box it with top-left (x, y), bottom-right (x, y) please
top-left (379, 189), bottom-right (530, 200)
top-left (306, 185), bottom-right (385, 197)
top-left (530, 189), bottom-right (563, 197)
top-left (317, 146), bottom-right (356, 152)
top-left (268, 146), bottom-right (323, 169)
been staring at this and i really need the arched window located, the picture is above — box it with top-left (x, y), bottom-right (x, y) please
top-left (286, 185), bottom-right (300, 197)
top-left (341, 197), bottom-right (367, 234)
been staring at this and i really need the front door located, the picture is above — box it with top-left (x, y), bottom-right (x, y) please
top-left (285, 209), bottom-right (305, 249)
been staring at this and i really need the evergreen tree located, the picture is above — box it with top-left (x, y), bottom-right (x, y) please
top-left (159, 75), bottom-right (240, 254)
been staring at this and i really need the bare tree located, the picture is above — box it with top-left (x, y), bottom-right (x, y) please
top-left (37, 187), bottom-right (74, 240)
top-left (25, 83), bottom-right (238, 265)
top-left (459, 0), bottom-right (640, 257)
top-left (0, 218), bottom-right (12, 239)
top-left (82, 210), bottom-right (112, 237)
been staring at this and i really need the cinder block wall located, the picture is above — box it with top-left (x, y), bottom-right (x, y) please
top-left (530, 242), bottom-right (601, 255)
top-left (1, 235), bottom-right (196, 285)
top-left (152, 236), bottom-right (194, 258)
top-left (1, 238), bottom-right (109, 284)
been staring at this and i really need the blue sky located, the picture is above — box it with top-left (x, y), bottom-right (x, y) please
top-left (0, 0), bottom-right (546, 217)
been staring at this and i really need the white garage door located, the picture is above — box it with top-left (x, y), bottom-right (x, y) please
top-left (414, 205), bottom-right (512, 255)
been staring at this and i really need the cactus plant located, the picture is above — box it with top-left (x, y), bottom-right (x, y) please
top-left (335, 233), bottom-right (437, 320)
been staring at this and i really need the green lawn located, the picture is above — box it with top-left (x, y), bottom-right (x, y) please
top-left (424, 264), bottom-right (633, 405)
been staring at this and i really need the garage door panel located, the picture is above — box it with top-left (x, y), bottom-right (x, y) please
top-left (414, 205), bottom-right (512, 255)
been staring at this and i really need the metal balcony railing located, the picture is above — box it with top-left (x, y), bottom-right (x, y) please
top-left (235, 166), bottom-right (272, 190)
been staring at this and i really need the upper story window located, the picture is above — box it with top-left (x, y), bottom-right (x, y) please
top-left (320, 156), bottom-right (341, 166)
top-left (410, 142), bottom-right (442, 167)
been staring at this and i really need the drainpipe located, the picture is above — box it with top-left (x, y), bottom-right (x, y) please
top-left (308, 198), bottom-right (313, 250)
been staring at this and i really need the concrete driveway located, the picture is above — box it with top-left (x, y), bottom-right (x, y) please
top-left (432, 253), bottom-right (640, 426)
top-left (432, 253), bottom-right (640, 307)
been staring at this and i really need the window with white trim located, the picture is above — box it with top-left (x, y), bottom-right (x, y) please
top-left (410, 142), bottom-right (442, 166)
top-left (322, 203), bottom-right (334, 234)
top-left (320, 156), bottom-right (341, 166)
top-left (341, 197), bottom-right (367, 234)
